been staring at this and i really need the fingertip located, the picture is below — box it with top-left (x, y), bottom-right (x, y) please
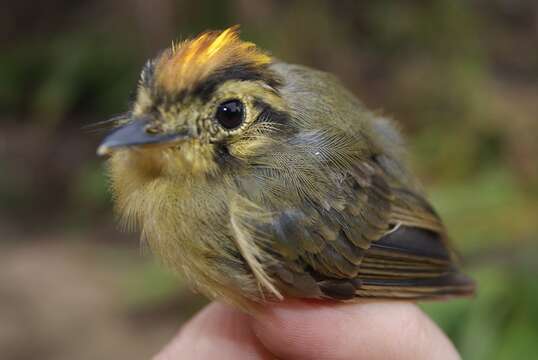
top-left (251, 299), bottom-right (352, 359)
top-left (251, 300), bottom-right (460, 360)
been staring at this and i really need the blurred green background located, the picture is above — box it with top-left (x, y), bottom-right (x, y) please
top-left (1, 1), bottom-right (537, 359)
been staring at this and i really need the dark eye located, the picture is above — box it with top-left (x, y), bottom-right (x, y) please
top-left (215, 99), bottom-right (244, 130)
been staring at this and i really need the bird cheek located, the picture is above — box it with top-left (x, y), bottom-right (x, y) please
top-left (161, 142), bottom-right (219, 177)
top-left (228, 137), bottom-right (272, 160)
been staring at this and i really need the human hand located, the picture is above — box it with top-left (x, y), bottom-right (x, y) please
top-left (154, 300), bottom-right (460, 360)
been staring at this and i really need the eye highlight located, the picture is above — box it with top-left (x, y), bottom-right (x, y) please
top-left (215, 99), bottom-right (244, 130)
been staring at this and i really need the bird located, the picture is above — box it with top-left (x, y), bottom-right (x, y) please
top-left (97, 26), bottom-right (475, 310)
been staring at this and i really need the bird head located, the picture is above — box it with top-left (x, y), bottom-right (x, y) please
top-left (98, 26), bottom-right (288, 179)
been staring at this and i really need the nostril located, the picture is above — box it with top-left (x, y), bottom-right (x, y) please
top-left (144, 120), bottom-right (164, 134)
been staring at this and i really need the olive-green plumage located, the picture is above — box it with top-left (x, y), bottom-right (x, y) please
top-left (98, 27), bottom-right (474, 310)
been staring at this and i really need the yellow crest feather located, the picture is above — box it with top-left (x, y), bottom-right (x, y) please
top-left (156, 26), bottom-right (272, 93)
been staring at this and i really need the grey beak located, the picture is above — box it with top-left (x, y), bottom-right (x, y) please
top-left (97, 117), bottom-right (190, 156)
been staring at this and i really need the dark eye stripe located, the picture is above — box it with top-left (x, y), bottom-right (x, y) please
top-left (192, 63), bottom-right (283, 102)
top-left (253, 99), bottom-right (293, 128)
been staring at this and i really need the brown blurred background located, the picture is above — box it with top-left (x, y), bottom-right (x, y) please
top-left (1, 1), bottom-right (537, 359)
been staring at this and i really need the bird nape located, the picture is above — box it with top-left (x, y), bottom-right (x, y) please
top-left (97, 26), bottom-right (474, 311)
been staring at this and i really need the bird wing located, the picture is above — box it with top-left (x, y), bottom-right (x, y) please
top-left (264, 158), bottom-right (475, 300)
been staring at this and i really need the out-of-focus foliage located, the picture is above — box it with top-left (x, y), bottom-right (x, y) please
top-left (1, 1), bottom-right (537, 359)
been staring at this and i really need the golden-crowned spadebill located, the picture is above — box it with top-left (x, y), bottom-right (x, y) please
top-left (98, 26), bottom-right (474, 310)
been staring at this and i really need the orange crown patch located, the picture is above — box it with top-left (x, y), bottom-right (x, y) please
top-left (155, 26), bottom-right (272, 94)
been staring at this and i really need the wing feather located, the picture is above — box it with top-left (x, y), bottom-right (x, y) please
top-left (264, 157), bottom-right (474, 300)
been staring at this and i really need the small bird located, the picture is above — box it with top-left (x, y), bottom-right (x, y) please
top-left (98, 26), bottom-right (474, 310)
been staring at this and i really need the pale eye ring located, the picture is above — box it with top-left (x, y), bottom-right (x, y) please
top-left (215, 99), bottom-right (244, 130)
